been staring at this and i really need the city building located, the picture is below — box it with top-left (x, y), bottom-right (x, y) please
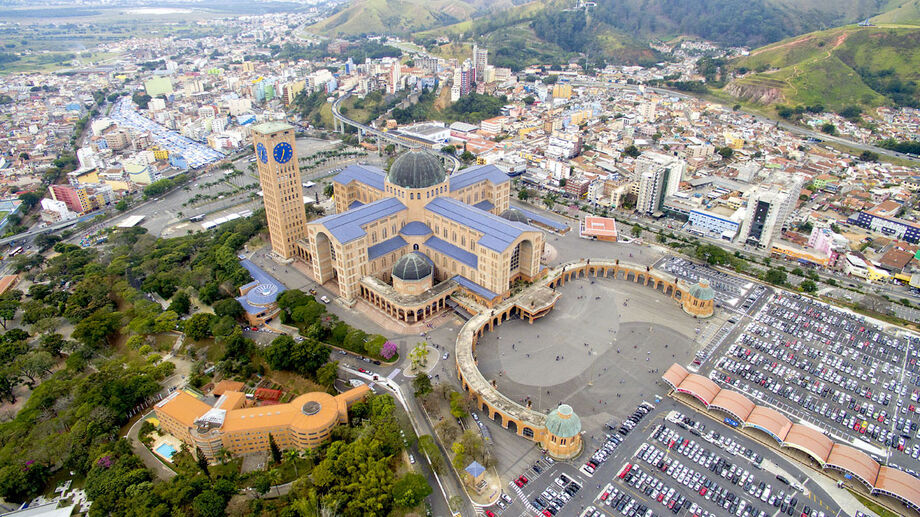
top-left (737, 181), bottom-right (801, 249)
top-left (252, 122), bottom-right (308, 259)
top-left (473, 45), bottom-right (488, 83)
top-left (155, 385), bottom-right (370, 460)
top-left (848, 202), bottom-right (920, 244)
top-left (687, 207), bottom-right (742, 241)
top-left (262, 148), bottom-right (565, 324)
top-left (635, 152), bottom-right (686, 215)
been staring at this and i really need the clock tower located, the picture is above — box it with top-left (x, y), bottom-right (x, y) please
top-left (252, 122), bottom-right (306, 260)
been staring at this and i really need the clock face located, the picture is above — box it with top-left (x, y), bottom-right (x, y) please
top-left (273, 142), bottom-right (293, 164)
top-left (256, 143), bottom-right (268, 164)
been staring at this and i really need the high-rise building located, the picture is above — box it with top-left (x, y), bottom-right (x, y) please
top-left (635, 152), bottom-right (686, 214)
top-left (738, 180), bottom-right (802, 248)
top-left (388, 63), bottom-right (401, 94)
top-left (460, 62), bottom-right (474, 96)
top-left (473, 44), bottom-right (488, 83)
top-left (252, 122), bottom-right (307, 259)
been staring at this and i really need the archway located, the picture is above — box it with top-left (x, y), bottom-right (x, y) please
top-left (313, 231), bottom-right (335, 283)
top-left (511, 239), bottom-right (535, 277)
top-left (507, 420), bottom-right (518, 433)
top-left (492, 411), bottom-right (503, 425)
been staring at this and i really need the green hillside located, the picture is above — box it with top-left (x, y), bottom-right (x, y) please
top-left (308, 0), bottom-right (520, 37)
top-left (872, 0), bottom-right (920, 24)
top-left (724, 26), bottom-right (920, 110)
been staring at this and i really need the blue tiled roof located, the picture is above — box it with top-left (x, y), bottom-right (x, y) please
top-left (349, 200), bottom-right (364, 209)
top-left (425, 197), bottom-right (532, 252)
top-left (449, 164), bottom-right (510, 192)
top-left (239, 259), bottom-right (286, 306)
top-left (473, 199), bottom-right (494, 211)
top-left (515, 206), bottom-right (569, 232)
top-left (453, 275), bottom-right (499, 300)
top-left (399, 221), bottom-right (432, 236)
top-left (332, 164), bottom-right (386, 191)
top-left (367, 235), bottom-right (407, 260)
top-left (312, 197), bottom-right (406, 243)
top-left (237, 296), bottom-right (267, 315)
top-left (424, 236), bottom-right (478, 269)
top-left (464, 460), bottom-right (486, 478)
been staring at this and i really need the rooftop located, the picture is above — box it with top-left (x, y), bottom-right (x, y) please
top-left (313, 197), bottom-right (407, 244)
top-left (425, 197), bottom-right (534, 252)
top-left (251, 121), bottom-right (295, 135)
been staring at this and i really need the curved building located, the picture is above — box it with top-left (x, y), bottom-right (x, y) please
top-left (682, 279), bottom-right (715, 318)
top-left (543, 404), bottom-right (582, 459)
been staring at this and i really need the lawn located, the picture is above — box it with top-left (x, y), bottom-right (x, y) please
top-left (849, 490), bottom-right (901, 517)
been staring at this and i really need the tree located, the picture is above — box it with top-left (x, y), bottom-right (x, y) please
top-left (268, 433), bottom-right (282, 464)
top-left (316, 361), bottom-right (338, 389)
top-left (460, 150), bottom-right (476, 163)
top-left (183, 313), bottom-right (215, 341)
top-left (212, 298), bottom-right (243, 319)
top-left (0, 298), bottom-right (17, 330)
top-left (413, 373), bottom-right (433, 397)
top-left (449, 391), bottom-right (468, 418)
top-left (290, 338), bottom-right (330, 376)
top-left (168, 291), bottom-right (191, 315)
top-left (631, 224), bottom-right (642, 238)
top-left (196, 446), bottom-right (210, 478)
top-left (859, 150), bottom-right (879, 162)
top-left (801, 279), bottom-right (818, 293)
top-left (323, 183), bottom-right (334, 199)
top-left (518, 188), bottom-right (532, 201)
top-left (153, 310), bottom-right (179, 333)
top-left (15, 351), bottom-right (53, 385)
top-left (39, 333), bottom-right (66, 356)
top-left (717, 146), bottom-right (734, 160)
top-left (523, 95), bottom-right (535, 105)
top-left (820, 123), bottom-right (837, 135)
top-left (283, 449), bottom-right (303, 477)
top-left (210, 315), bottom-right (237, 337)
top-left (392, 472), bottom-right (432, 507)
top-left (191, 489), bottom-right (226, 517)
top-left (764, 268), bottom-right (787, 285)
top-left (72, 308), bottom-right (121, 348)
top-left (623, 145), bottom-right (641, 158)
top-left (264, 334), bottom-right (295, 370)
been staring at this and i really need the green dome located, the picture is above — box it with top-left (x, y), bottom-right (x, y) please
top-left (387, 150), bottom-right (446, 189)
top-left (392, 252), bottom-right (433, 281)
top-left (689, 280), bottom-right (715, 301)
top-left (545, 404), bottom-right (581, 439)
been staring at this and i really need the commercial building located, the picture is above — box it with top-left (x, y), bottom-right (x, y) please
top-left (635, 152), bottom-right (686, 215)
top-left (737, 181), bottom-right (800, 249)
top-left (848, 204), bottom-right (920, 244)
top-left (472, 45), bottom-right (488, 83)
top-left (687, 207), bottom-right (742, 241)
top-left (155, 385), bottom-right (369, 460)
top-left (252, 122), bottom-right (308, 259)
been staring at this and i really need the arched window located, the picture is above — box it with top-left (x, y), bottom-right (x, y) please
top-left (413, 244), bottom-right (419, 251)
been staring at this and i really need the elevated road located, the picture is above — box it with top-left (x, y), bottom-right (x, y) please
top-left (331, 93), bottom-right (461, 173)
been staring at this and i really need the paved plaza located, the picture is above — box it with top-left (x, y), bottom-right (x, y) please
top-left (475, 273), bottom-right (705, 424)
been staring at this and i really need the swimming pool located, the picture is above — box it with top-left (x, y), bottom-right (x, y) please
top-left (155, 443), bottom-right (177, 460)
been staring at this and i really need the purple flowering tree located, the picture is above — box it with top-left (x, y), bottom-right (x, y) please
top-left (380, 341), bottom-right (397, 360)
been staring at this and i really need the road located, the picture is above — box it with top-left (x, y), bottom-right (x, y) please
top-left (330, 93), bottom-right (461, 173)
top-left (569, 79), bottom-right (919, 163)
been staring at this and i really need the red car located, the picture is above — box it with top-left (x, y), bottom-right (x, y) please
top-left (358, 367), bottom-right (367, 373)
top-left (520, 475), bottom-right (528, 484)
top-left (542, 511), bottom-right (552, 517)
top-left (515, 478), bottom-right (524, 487)
top-left (486, 511), bottom-right (495, 517)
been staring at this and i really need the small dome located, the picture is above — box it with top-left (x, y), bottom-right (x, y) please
top-left (545, 404), bottom-right (581, 439)
top-left (689, 279), bottom-right (715, 301)
top-left (392, 252), bottom-right (433, 281)
top-left (500, 208), bottom-right (529, 223)
top-left (387, 150), bottom-right (446, 189)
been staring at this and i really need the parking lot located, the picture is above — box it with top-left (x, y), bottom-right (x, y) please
top-left (704, 290), bottom-right (920, 478)
top-left (480, 397), bottom-right (841, 517)
top-left (593, 408), bottom-right (835, 517)
top-left (656, 257), bottom-right (768, 314)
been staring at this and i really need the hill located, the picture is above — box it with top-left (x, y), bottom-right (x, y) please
top-left (723, 26), bottom-right (920, 111)
top-left (308, 0), bottom-right (522, 37)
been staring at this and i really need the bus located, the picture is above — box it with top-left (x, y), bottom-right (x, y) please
top-left (8, 246), bottom-right (23, 257)
top-left (189, 215), bottom-right (205, 222)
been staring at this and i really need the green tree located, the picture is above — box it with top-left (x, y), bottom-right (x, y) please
top-left (523, 95), bottom-right (535, 105)
top-left (764, 268), bottom-right (787, 285)
top-left (392, 472), bottom-right (432, 507)
top-left (717, 146), bottom-right (734, 159)
top-left (800, 279), bottom-right (818, 293)
top-left (623, 145), bottom-right (641, 158)
top-left (631, 224), bottom-right (642, 238)
top-left (316, 361), bottom-right (338, 389)
top-left (413, 373), bottom-right (433, 397)
top-left (192, 489), bottom-right (226, 517)
top-left (820, 123), bottom-right (837, 135)
top-left (212, 298), bottom-right (244, 319)
top-left (72, 308), bottom-right (121, 349)
top-left (210, 315), bottom-right (237, 337)
top-left (323, 183), bottom-right (334, 199)
top-left (196, 446), bottom-right (210, 478)
top-left (153, 310), bottom-right (179, 333)
top-left (264, 334), bottom-right (295, 370)
top-left (15, 351), bottom-right (53, 385)
top-left (449, 391), bottom-right (468, 418)
top-left (0, 298), bottom-right (18, 330)
top-left (268, 433), bottom-right (282, 464)
top-left (183, 313), bottom-right (215, 341)
top-left (518, 188), bottom-right (532, 201)
top-left (168, 290), bottom-right (191, 315)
